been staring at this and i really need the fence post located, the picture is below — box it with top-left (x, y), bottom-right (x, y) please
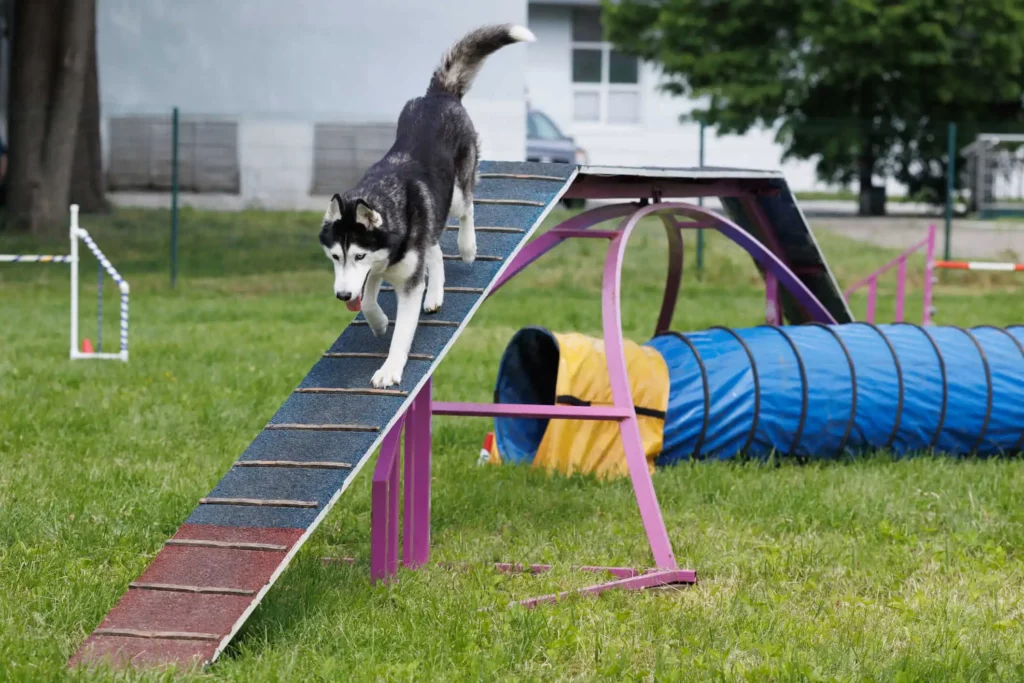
top-left (170, 106), bottom-right (180, 288)
top-left (944, 122), bottom-right (956, 261)
top-left (696, 121), bottom-right (705, 279)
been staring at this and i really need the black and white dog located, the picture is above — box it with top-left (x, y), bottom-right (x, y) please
top-left (319, 23), bottom-right (535, 388)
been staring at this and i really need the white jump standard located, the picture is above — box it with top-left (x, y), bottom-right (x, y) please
top-left (0, 204), bottom-right (130, 362)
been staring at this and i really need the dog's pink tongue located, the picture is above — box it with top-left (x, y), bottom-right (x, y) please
top-left (346, 297), bottom-right (362, 312)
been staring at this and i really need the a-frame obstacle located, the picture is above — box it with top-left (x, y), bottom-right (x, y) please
top-left (70, 162), bottom-right (852, 670)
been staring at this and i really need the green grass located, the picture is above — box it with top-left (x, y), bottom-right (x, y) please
top-left (794, 190), bottom-right (912, 204)
top-left (2, 208), bottom-right (1024, 681)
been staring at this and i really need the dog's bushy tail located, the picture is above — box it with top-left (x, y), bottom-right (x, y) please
top-left (427, 24), bottom-right (535, 100)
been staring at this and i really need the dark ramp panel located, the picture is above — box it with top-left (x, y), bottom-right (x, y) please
top-left (572, 165), bottom-right (852, 324)
top-left (69, 161), bottom-right (577, 671)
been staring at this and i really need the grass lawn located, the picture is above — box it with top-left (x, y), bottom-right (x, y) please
top-left (2, 206), bottom-right (1024, 681)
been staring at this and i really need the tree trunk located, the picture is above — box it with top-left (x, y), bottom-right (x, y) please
top-left (7, 0), bottom-right (60, 232)
top-left (857, 153), bottom-right (886, 216)
top-left (69, 4), bottom-right (108, 214)
top-left (8, 0), bottom-right (95, 234)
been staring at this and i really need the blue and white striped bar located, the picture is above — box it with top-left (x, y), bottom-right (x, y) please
top-left (0, 254), bottom-right (74, 263)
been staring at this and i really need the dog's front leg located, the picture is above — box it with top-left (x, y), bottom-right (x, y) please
top-left (362, 272), bottom-right (388, 337)
top-left (370, 280), bottom-right (425, 388)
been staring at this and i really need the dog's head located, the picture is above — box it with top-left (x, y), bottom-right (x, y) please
top-left (319, 194), bottom-right (389, 311)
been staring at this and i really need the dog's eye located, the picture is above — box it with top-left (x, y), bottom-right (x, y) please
top-left (332, 254), bottom-right (340, 261)
top-left (354, 254), bottom-right (366, 261)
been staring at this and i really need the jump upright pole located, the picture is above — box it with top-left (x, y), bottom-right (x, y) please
top-left (0, 204), bottom-right (129, 362)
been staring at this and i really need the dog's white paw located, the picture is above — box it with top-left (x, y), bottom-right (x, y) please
top-left (423, 287), bottom-right (443, 314)
top-left (458, 231), bottom-right (476, 264)
top-left (370, 361), bottom-right (404, 389)
top-left (364, 307), bottom-right (389, 338)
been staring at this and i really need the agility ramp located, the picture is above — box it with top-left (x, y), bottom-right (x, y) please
top-left (71, 162), bottom-right (848, 671)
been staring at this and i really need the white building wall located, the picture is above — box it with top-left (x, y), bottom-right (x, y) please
top-left (98, 0), bottom-right (529, 207)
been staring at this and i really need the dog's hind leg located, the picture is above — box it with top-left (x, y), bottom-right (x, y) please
top-left (371, 280), bottom-right (425, 389)
top-left (423, 243), bottom-right (445, 313)
top-left (452, 171), bottom-right (477, 264)
top-left (362, 272), bottom-right (388, 337)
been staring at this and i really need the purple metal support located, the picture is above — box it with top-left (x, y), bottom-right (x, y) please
top-left (866, 279), bottom-right (878, 323)
top-left (764, 270), bottom-right (781, 325)
top-left (845, 224), bottom-right (937, 325)
top-left (365, 194), bottom-right (844, 604)
top-left (512, 569), bottom-right (698, 608)
top-left (655, 215), bottom-right (684, 335)
top-left (433, 402), bottom-right (630, 421)
top-left (489, 203), bottom-right (637, 296)
top-left (895, 258), bottom-right (907, 322)
top-left (550, 229), bottom-right (620, 240)
top-left (371, 414), bottom-right (406, 584)
top-left (923, 224), bottom-right (937, 325)
top-left (492, 563), bottom-right (644, 579)
top-left (602, 216), bottom-right (679, 570)
top-left (403, 379), bottom-right (432, 569)
top-left (740, 196), bottom-right (787, 258)
top-left (668, 204), bottom-right (837, 323)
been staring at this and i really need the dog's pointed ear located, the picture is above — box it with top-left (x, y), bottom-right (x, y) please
top-left (354, 198), bottom-right (383, 229)
top-left (324, 194), bottom-right (343, 223)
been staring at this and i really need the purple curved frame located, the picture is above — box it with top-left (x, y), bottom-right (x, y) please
top-left (369, 199), bottom-right (837, 599)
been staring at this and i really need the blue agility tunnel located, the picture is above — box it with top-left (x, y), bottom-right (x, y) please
top-left (490, 324), bottom-right (1024, 475)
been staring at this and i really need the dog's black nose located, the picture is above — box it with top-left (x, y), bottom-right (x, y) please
top-left (336, 292), bottom-right (351, 302)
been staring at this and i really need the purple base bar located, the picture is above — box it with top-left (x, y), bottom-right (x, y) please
top-left (492, 563), bottom-right (644, 579)
top-left (512, 570), bottom-right (697, 609)
top-left (433, 402), bottom-right (630, 421)
top-left (846, 224), bottom-right (937, 325)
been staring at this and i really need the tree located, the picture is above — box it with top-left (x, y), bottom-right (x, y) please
top-left (8, 0), bottom-right (101, 235)
top-left (604, 0), bottom-right (1024, 215)
top-left (69, 7), bottom-right (109, 215)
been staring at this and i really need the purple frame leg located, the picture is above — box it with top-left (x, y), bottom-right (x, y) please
top-left (866, 278), bottom-right (878, 324)
top-left (765, 270), bottom-right (781, 325)
top-left (895, 257), bottom-right (907, 322)
top-left (403, 379), bottom-right (432, 569)
top-left (923, 224), bottom-right (936, 325)
top-left (655, 215), bottom-right (684, 335)
top-left (602, 226), bottom-right (678, 570)
top-left (371, 414), bottom-right (406, 584)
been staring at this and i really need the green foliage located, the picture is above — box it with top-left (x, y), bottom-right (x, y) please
top-left (605, 0), bottom-right (1024, 201)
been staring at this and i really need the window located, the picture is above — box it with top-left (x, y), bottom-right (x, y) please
top-left (106, 115), bottom-right (240, 194)
top-left (311, 122), bottom-right (397, 195)
top-left (571, 8), bottom-right (641, 124)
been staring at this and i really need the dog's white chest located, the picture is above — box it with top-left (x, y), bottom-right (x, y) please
top-left (383, 249), bottom-right (421, 286)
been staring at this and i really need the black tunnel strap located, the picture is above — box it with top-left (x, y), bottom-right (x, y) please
top-left (757, 325), bottom-right (808, 457)
top-left (891, 322), bottom-right (948, 451)
top-left (804, 322), bottom-right (858, 457)
top-left (955, 327), bottom-right (993, 454)
top-left (970, 325), bottom-right (1019, 454)
top-left (849, 322), bottom-right (904, 451)
top-left (554, 395), bottom-right (666, 421)
top-left (660, 332), bottom-right (710, 459)
top-left (985, 327), bottom-right (1024, 454)
top-left (709, 326), bottom-right (761, 455)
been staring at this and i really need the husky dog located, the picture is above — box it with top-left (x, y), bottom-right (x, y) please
top-left (320, 23), bottom-right (535, 388)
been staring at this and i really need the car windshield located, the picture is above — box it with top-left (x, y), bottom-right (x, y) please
top-left (528, 111), bottom-right (564, 141)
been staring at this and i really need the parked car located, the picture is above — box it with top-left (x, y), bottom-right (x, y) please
top-left (526, 108), bottom-right (587, 208)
